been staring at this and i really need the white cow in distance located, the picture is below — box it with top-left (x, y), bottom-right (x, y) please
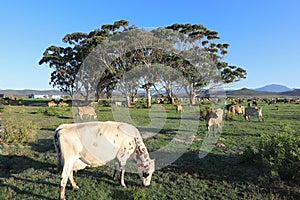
top-left (75, 106), bottom-right (97, 120)
top-left (54, 121), bottom-right (155, 200)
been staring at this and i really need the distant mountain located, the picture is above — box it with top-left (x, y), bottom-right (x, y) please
top-left (225, 87), bottom-right (300, 97)
top-left (0, 89), bottom-right (64, 96)
top-left (255, 84), bottom-right (292, 93)
top-left (280, 89), bottom-right (300, 96)
top-left (226, 88), bottom-right (276, 96)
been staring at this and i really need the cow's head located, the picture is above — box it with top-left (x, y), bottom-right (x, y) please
top-left (138, 159), bottom-right (155, 186)
top-left (206, 108), bottom-right (218, 119)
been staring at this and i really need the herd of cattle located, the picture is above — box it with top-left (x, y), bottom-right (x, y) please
top-left (1, 96), bottom-right (298, 199)
top-left (49, 96), bottom-right (300, 198)
top-left (52, 96), bottom-right (284, 199)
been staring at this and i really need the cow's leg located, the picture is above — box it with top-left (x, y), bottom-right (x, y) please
top-left (217, 124), bottom-right (222, 134)
top-left (206, 124), bottom-right (210, 136)
top-left (259, 114), bottom-right (264, 122)
top-left (245, 115), bottom-right (250, 122)
top-left (117, 152), bottom-right (131, 188)
top-left (120, 168), bottom-right (126, 188)
top-left (59, 158), bottom-right (76, 200)
top-left (113, 160), bottom-right (120, 180)
top-left (68, 171), bottom-right (79, 191)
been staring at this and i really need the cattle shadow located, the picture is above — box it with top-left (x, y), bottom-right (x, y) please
top-left (154, 150), bottom-right (261, 183)
top-left (40, 127), bottom-right (56, 132)
top-left (75, 165), bottom-right (141, 187)
top-left (0, 154), bottom-right (57, 200)
top-left (158, 151), bottom-right (299, 198)
top-left (0, 182), bottom-right (56, 200)
top-left (0, 154), bottom-right (56, 178)
top-left (138, 127), bottom-right (192, 136)
top-left (29, 138), bottom-right (55, 153)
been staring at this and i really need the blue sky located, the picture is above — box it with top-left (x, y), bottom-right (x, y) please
top-left (0, 0), bottom-right (299, 90)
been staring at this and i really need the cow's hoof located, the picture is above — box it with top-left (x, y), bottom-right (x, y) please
top-left (72, 185), bottom-right (80, 191)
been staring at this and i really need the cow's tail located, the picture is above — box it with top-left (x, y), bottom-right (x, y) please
top-left (54, 128), bottom-right (63, 173)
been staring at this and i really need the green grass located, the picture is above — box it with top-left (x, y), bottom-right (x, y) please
top-left (0, 100), bottom-right (299, 199)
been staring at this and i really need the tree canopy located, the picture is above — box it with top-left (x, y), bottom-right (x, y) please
top-left (39, 20), bottom-right (246, 105)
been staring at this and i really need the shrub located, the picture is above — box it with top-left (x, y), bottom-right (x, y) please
top-left (43, 107), bottom-right (70, 117)
top-left (0, 119), bottom-right (38, 144)
top-left (199, 102), bottom-right (211, 121)
top-left (237, 145), bottom-right (261, 164)
top-left (238, 125), bottom-right (299, 183)
top-left (260, 125), bottom-right (300, 183)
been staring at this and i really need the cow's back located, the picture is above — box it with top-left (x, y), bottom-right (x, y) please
top-left (58, 121), bottom-right (141, 166)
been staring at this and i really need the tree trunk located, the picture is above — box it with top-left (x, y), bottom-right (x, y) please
top-left (146, 88), bottom-right (152, 108)
top-left (170, 96), bottom-right (176, 105)
top-left (126, 95), bottom-right (131, 108)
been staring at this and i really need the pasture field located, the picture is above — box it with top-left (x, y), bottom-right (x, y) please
top-left (0, 99), bottom-right (299, 200)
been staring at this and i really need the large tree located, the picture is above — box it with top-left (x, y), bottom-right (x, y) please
top-left (39, 20), bottom-right (246, 105)
top-left (39, 20), bottom-right (130, 97)
top-left (165, 23), bottom-right (246, 105)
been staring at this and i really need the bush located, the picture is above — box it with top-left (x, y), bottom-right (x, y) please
top-left (238, 125), bottom-right (299, 183)
top-left (260, 125), bottom-right (300, 183)
top-left (0, 119), bottom-right (38, 144)
top-left (237, 145), bottom-right (261, 164)
top-left (43, 107), bottom-right (70, 117)
top-left (199, 102), bottom-right (211, 121)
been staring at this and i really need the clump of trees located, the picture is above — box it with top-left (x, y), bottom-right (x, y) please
top-left (39, 20), bottom-right (246, 107)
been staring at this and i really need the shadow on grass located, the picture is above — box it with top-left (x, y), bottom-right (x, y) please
top-left (40, 127), bottom-right (56, 132)
top-left (0, 154), bottom-right (56, 178)
top-left (162, 151), bottom-right (300, 199)
top-left (0, 154), bottom-right (57, 200)
top-left (0, 182), bottom-right (56, 200)
top-left (30, 138), bottom-right (55, 153)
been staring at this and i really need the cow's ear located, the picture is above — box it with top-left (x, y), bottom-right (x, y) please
top-left (138, 163), bottom-right (144, 169)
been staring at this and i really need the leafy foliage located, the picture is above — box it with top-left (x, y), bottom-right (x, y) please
top-left (239, 125), bottom-right (300, 183)
top-left (260, 125), bottom-right (300, 183)
top-left (42, 107), bottom-right (71, 118)
top-left (0, 119), bottom-right (38, 144)
top-left (39, 20), bottom-right (246, 104)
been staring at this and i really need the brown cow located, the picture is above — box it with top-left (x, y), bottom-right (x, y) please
top-left (176, 104), bottom-right (184, 113)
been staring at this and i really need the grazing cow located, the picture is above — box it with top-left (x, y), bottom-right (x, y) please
top-left (176, 104), bottom-right (184, 113)
top-left (58, 102), bottom-right (68, 107)
top-left (54, 121), bottom-right (155, 200)
top-left (229, 105), bottom-right (245, 115)
top-left (244, 107), bottom-right (264, 122)
top-left (75, 106), bottom-right (97, 120)
top-left (268, 99), bottom-right (276, 105)
top-left (205, 108), bottom-right (224, 135)
top-left (115, 101), bottom-right (122, 107)
top-left (48, 101), bottom-right (57, 107)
